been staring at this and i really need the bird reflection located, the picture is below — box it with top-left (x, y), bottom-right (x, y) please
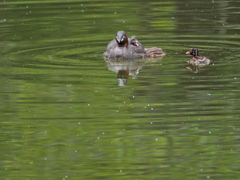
top-left (105, 59), bottom-right (145, 86)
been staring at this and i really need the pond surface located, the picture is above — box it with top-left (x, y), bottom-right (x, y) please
top-left (1, 0), bottom-right (240, 179)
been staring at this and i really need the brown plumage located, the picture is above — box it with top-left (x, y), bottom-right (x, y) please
top-left (186, 48), bottom-right (210, 65)
top-left (104, 31), bottom-right (165, 60)
top-left (145, 47), bottom-right (165, 58)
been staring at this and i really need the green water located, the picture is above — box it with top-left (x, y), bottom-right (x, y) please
top-left (1, 0), bottom-right (240, 179)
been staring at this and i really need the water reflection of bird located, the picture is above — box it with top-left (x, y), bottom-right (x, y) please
top-left (104, 31), bottom-right (165, 60)
top-left (186, 48), bottom-right (210, 65)
top-left (105, 58), bottom-right (145, 86)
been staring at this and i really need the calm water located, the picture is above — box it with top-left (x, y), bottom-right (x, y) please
top-left (1, 0), bottom-right (240, 179)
